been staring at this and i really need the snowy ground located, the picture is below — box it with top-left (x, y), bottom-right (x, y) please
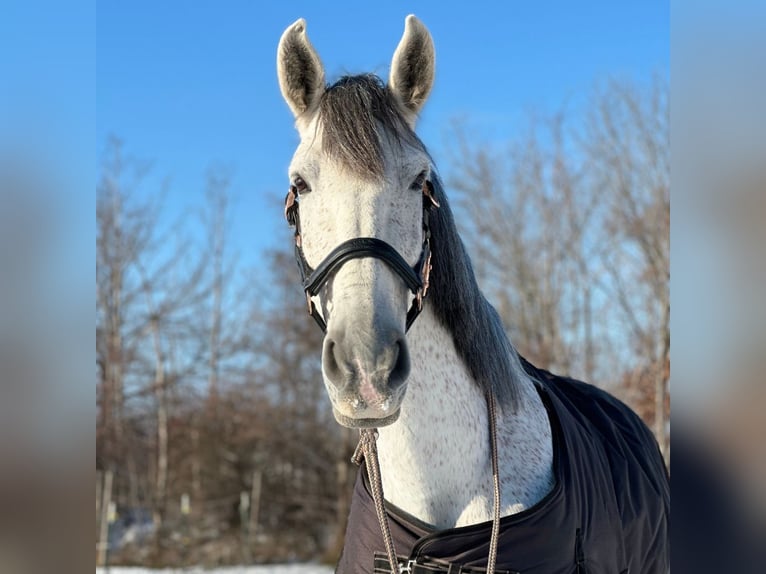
top-left (96, 566), bottom-right (334, 574)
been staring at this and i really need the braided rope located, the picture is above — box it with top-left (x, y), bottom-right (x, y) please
top-left (486, 393), bottom-right (501, 574)
top-left (354, 429), bottom-right (401, 573)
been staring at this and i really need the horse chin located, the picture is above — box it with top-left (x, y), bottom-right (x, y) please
top-left (332, 408), bottom-right (401, 429)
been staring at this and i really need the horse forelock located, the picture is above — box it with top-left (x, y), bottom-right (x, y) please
top-left (317, 74), bottom-right (423, 180)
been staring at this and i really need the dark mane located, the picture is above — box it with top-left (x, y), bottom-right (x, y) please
top-left (319, 74), bottom-right (523, 410)
top-left (318, 74), bottom-right (423, 180)
top-left (426, 172), bottom-right (523, 410)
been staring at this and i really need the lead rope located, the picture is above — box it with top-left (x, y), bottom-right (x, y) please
top-left (352, 393), bottom-right (501, 574)
top-left (486, 393), bottom-right (501, 574)
top-left (352, 429), bottom-right (400, 572)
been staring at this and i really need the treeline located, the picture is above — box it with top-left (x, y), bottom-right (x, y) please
top-left (448, 76), bottom-right (669, 452)
top-left (96, 76), bottom-right (668, 567)
top-left (96, 142), bottom-right (353, 567)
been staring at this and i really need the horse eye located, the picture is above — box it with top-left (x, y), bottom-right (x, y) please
top-left (292, 175), bottom-right (310, 194)
top-left (410, 171), bottom-right (427, 191)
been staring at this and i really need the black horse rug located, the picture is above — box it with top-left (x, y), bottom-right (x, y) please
top-left (337, 359), bottom-right (669, 574)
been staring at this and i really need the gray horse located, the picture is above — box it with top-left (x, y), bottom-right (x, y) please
top-left (276, 15), bottom-right (669, 574)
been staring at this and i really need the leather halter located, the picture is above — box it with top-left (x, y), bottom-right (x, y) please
top-left (284, 180), bottom-right (439, 333)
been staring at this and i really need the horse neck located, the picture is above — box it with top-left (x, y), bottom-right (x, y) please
top-left (376, 306), bottom-right (554, 529)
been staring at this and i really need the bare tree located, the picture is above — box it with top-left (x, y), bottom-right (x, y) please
top-left (448, 118), bottom-right (599, 378)
top-left (447, 77), bottom-right (669, 457)
top-left (97, 137), bottom-right (209, 560)
top-left (204, 170), bottom-right (230, 403)
top-left (584, 76), bottom-right (670, 457)
top-left (97, 136), bottom-right (157, 508)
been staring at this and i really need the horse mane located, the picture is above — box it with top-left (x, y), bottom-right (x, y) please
top-left (426, 172), bottom-right (524, 411)
top-left (318, 74), bottom-right (524, 410)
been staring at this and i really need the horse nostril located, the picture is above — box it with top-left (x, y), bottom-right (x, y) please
top-left (323, 331), bottom-right (410, 394)
top-left (322, 337), bottom-right (347, 388)
top-left (388, 338), bottom-right (410, 390)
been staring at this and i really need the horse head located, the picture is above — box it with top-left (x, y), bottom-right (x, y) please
top-left (277, 16), bottom-right (437, 428)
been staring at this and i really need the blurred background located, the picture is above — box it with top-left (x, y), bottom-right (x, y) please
top-left (95, 0), bottom-right (670, 569)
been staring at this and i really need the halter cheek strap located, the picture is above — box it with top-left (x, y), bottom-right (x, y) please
top-left (284, 180), bottom-right (438, 333)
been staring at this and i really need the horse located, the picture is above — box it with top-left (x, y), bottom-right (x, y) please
top-left (276, 15), bottom-right (669, 574)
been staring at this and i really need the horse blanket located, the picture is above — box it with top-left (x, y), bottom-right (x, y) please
top-left (336, 359), bottom-right (669, 573)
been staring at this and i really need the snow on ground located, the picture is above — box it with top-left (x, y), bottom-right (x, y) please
top-left (96, 565), bottom-right (334, 574)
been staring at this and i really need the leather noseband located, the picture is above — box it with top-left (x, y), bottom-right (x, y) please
top-left (284, 180), bottom-right (439, 333)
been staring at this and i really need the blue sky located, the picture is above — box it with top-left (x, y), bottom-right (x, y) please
top-left (97, 0), bottom-right (668, 266)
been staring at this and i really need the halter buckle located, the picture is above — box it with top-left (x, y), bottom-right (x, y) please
top-left (414, 245), bottom-right (433, 312)
top-left (421, 249), bottom-right (433, 300)
top-left (399, 559), bottom-right (416, 574)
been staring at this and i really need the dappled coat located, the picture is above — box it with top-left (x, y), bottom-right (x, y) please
top-left (337, 360), bottom-right (670, 574)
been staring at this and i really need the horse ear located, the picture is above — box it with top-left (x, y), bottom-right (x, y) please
top-left (277, 19), bottom-right (325, 119)
top-left (389, 15), bottom-right (435, 125)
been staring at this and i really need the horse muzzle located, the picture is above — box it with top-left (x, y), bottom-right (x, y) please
top-left (322, 326), bottom-right (410, 428)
